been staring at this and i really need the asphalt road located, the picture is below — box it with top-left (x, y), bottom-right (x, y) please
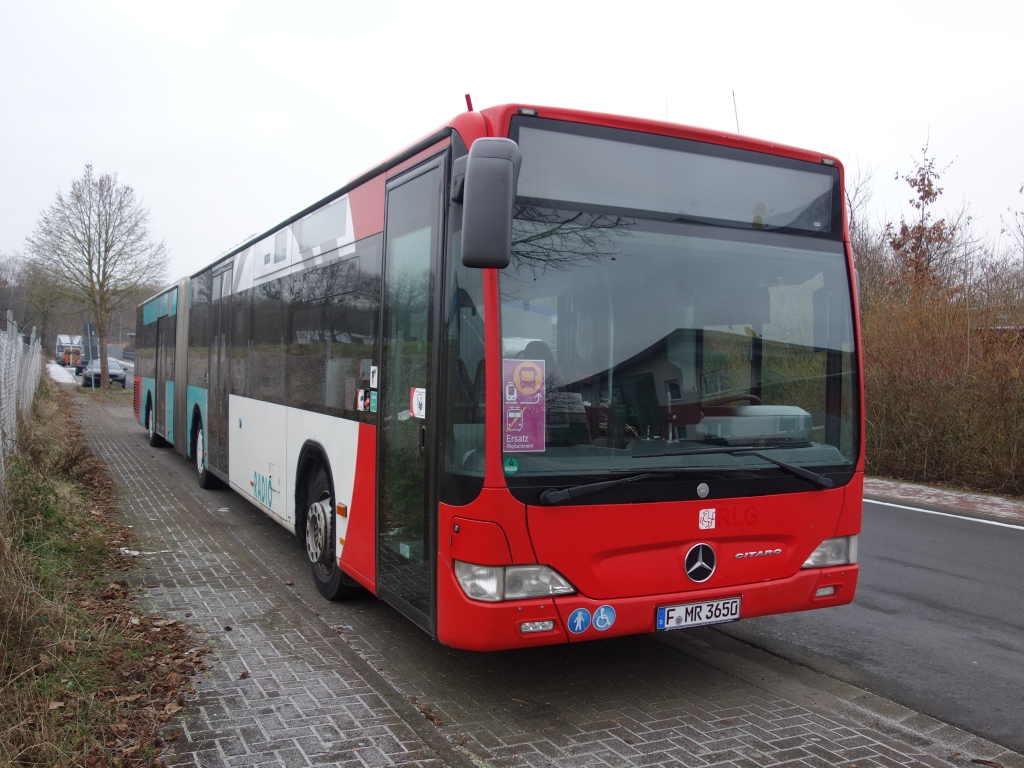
top-left (720, 500), bottom-right (1024, 753)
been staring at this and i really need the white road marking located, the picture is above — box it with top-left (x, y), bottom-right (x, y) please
top-left (866, 499), bottom-right (1024, 531)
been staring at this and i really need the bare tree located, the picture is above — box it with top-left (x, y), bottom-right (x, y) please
top-left (1001, 183), bottom-right (1024, 268)
top-left (26, 165), bottom-right (168, 387)
top-left (845, 160), bottom-right (876, 249)
top-left (0, 252), bottom-right (22, 317)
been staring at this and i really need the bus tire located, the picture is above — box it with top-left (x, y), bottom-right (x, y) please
top-left (147, 402), bottom-right (165, 448)
top-left (193, 419), bottom-right (216, 489)
top-left (304, 464), bottom-right (360, 601)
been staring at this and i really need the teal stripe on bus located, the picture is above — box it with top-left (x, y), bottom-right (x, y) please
top-left (164, 381), bottom-right (174, 445)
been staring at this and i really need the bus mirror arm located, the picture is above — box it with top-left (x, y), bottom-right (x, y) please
top-left (461, 138), bottom-right (522, 270)
top-left (450, 156), bottom-right (467, 203)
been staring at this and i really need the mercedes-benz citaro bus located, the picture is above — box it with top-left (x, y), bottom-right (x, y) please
top-left (135, 103), bottom-right (862, 651)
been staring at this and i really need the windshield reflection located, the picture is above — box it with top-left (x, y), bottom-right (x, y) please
top-left (499, 209), bottom-right (857, 478)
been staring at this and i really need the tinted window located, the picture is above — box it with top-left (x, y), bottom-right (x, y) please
top-left (286, 235), bottom-right (382, 418)
top-left (511, 117), bottom-right (840, 237)
top-left (188, 271), bottom-right (211, 389)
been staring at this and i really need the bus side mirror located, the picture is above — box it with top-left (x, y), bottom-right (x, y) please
top-left (460, 138), bottom-right (522, 269)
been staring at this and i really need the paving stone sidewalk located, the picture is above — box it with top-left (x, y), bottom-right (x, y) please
top-left (76, 392), bottom-right (1024, 768)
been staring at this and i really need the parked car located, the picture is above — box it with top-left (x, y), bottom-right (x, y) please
top-left (75, 356), bottom-right (91, 376)
top-left (81, 358), bottom-right (126, 388)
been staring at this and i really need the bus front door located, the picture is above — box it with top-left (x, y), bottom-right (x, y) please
top-left (376, 159), bottom-right (444, 634)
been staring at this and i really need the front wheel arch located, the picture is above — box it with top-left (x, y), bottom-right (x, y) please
top-left (294, 441), bottom-right (333, 546)
top-left (295, 445), bottom-right (361, 601)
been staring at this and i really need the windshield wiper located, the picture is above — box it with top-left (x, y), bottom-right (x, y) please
top-left (538, 445), bottom-right (832, 504)
top-left (635, 442), bottom-right (809, 459)
top-left (632, 443), bottom-right (832, 490)
top-left (538, 469), bottom-right (697, 505)
top-left (730, 450), bottom-right (833, 489)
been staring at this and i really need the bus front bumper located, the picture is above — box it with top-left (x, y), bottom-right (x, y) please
top-left (436, 564), bottom-right (857, 652)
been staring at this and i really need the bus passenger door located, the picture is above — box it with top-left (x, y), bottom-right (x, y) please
top-left (377, 159), bottom-right (444, 633)
top-left (208, 266), bottom-right (232, 476)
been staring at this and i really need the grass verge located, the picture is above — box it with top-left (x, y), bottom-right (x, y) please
top-left (1, 376), bottom-right (208, 767)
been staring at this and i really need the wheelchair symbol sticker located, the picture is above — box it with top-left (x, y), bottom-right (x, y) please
top-left (567, 608), bottom-right (591, 634)
top-left (593, 605), bottom-right (616, 631)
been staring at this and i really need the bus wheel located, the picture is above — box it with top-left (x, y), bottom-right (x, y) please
top-left (147, 403), bottom-right (164, 448)
top-left (305, 465), bottom-right (360, 601)
top-left (194, 421), bottom-right (215, 489)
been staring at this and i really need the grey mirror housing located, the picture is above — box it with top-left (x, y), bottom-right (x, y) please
top-left (461, 138), bottom-right (522, 269)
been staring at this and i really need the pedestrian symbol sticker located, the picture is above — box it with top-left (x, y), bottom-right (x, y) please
top-left (567, 608), bottom-right (591, 634)
top-left (593, 605), bottom-right (616, 631)
top-left (503, 457), bottom-right (519, 476)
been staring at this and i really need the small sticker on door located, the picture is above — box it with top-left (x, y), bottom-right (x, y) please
top-left (410, 388), bottom-right (426, 419)
top-left (370, 365), bottom-right (378, 388)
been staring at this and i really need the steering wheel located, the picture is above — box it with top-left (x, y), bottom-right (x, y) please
top-left (704, 393), bottom-right (762, 407)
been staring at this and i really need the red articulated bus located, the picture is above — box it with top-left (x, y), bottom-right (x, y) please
top-left (135, 104), bottom-right (862, 651)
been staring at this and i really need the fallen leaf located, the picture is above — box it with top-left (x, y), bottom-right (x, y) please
top-left (164, 703), bottom-right (183, 715)
top-left (239, 671), bottom-right (249, 679)
top-left (166, 730), bottom-right (182, 742)
top-left (284, 580), bottom-right (293, 586)
top-left (115, 694), bottom-right (142, 703)
top-left (223, 626), bottom-right (232, 631)
top-left (971, 761), bottom-right (1006, 768)
top-left (49, 701), bottom-right (65, 710)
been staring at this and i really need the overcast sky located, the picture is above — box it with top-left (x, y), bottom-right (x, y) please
top-left (2, 0), bottom-right (1021, 281)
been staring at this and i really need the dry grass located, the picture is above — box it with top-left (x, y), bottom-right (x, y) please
top-left (862, 288), bottom-right (1024, 494)
top-left (0, 377), bottom-right (208, 767)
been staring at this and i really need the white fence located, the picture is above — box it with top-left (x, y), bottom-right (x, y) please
top-left (0, 310), bottom-right (42, 491)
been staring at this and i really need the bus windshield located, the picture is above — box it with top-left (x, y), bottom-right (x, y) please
top-left (498, 209), bottom-right (856, 497)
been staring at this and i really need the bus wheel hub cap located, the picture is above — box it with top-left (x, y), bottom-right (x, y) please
top-left (306, 500), bottom-right (332, 565)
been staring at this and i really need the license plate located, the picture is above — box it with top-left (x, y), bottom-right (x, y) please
top-left (656, 596), bottom-right (741, 630)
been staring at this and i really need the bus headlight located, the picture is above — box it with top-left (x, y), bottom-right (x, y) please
top-left (454, 561), bottom-right (575, 602)
top-left (802, 535), bottom-right (858, 568)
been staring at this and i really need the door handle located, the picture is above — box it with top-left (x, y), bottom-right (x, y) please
top-left (420, 425), bottom-right (426, 452)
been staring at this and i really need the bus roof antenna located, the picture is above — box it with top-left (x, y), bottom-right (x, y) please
top-left (732, 91), bottom-right (740, 134)
top-left (465, 94), bottom-right (474, 112)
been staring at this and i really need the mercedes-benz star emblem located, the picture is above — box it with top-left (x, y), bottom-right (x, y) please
top-left (685, 543), bottom-right (716, 583)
